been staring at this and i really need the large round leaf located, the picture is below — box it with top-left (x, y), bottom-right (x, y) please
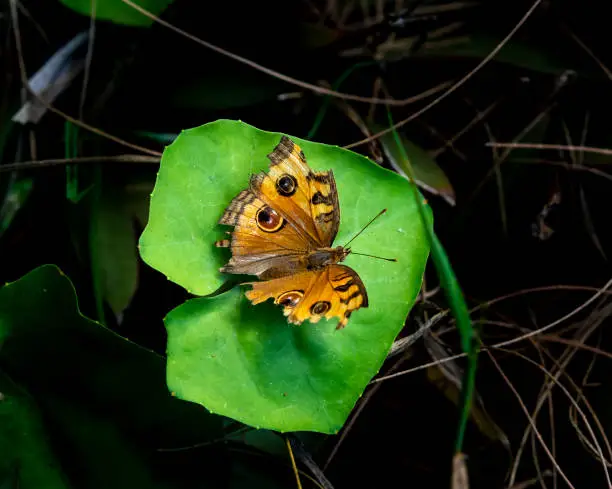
top-left (139, 119), bottom-right (432, 433)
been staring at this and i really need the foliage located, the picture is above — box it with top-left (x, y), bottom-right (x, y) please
top-left (0, 265), bottom-right (229, 488)
top-left (140, 119), bottom-right (432, 433)
top-left (2, 0), bottom-right (612, 487)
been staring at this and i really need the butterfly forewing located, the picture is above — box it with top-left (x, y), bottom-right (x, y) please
top-left (253, 136), bottom-right (340, 247)
top-left (218, 137), bottom-right (341, 279)
top-left (216, 189), bottom-right (309, 278)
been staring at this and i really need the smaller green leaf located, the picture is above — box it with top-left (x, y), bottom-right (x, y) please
top-left (0, 264), bottom-right (223, 449)
top-left (59, 0), bottom-right (174, 27)
top-left (0, 373), bottom-right (69, 489)
top-left (123, 178), bottom-right (154, 229)
top-left (41, 396), bottom-right (171, 489)
top-left (374, 123), bottom-right (456, 206)
top-left (91, 179), bottom-right (139, 320)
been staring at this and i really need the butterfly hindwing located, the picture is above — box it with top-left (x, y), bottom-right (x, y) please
top-left (245, 264), bottom-right (368, 330)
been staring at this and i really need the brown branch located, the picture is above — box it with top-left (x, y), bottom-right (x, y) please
top-left (1, 155), bottom-right (160, 172)
top-left (119, 0), bottom-right (451, 107)
top-left (8, 0), bottom-right (161, 157)
top-left (487, 142), bottom-right (612, 157)
top-left (343, 0), bottom-right (545, 149)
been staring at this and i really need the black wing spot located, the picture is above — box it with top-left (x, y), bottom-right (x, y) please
top-left (333, 279), bottom-right (355, 292)
top-left (311, 191), bottom-right (333, 205)
top-left (306, 172), bottom-right (330, 184)
top-left (341, 290), bottom-right (362, 305)
top-left (315, 211), bottom-right (335, 223)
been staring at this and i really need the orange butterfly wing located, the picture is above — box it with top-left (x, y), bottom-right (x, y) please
top-left (217, 136), bottom-right (370, 329)
top-left (217, 136), bottom-right (340, 280)
top-left (216, 189), bottom-right (310, 279)
top-left (252, 136), bottom-right (340, 247)
top-left (245, 264), bottom-right (368, 330)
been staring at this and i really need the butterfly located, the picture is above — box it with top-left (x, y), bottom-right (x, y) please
top-left (215, 136), bottom-right (391, 329)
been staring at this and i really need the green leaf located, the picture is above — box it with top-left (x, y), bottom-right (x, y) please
top-left (0, 265), bottom-right (223, 450)
top-left (123, 177), bottom-right (154, 229)
top-left (59, 0), bottom-right (174, 27)
top-left (90, 179), bottom-right (139, 320)
top-left (40, 396), bottom-right (171, 489)
top-left (0, 374), bottom-right (69, 489)
top-left (373, 123), bottom-right (456, 206)
top-left (140, 119), bottom-right (432, 433)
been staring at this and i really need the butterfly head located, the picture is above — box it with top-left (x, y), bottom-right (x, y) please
top-left (339, 246), bottom-right (352, 261)
top-left (328, 245), bottom-right (351, 264)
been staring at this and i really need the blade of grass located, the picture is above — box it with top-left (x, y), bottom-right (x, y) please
top-left (385, 107), bottom-right (480, 455)
top-left (65, 120), bottom-right (76, 201)
top-left (64, 121), bottom-right (91, 203)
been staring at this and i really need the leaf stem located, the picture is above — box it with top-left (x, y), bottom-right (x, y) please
top-left (385, 107), bottom-right (480, 454)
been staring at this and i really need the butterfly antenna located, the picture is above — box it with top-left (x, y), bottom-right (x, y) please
top-left (350, 252), bottom-right (397, 262)
top-left (343, 208), bottom-right (388, 248)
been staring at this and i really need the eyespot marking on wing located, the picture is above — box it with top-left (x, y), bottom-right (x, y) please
top-left (310, 301), bottom-right (331, 316)
top-left (276, 174), bottom-right (298, 197)
top-left (277, 290), bottom-right (304, 307)
top-left (256, 206), bottom-right (285, 233)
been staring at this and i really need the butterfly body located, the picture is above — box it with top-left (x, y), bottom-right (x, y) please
top-left (305, 246), bottom-right (349, 269)
top-left (215, 136), bottom-right (368, 329)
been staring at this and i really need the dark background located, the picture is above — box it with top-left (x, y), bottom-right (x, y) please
top-left (2, 1), bottom-right (612, 488)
